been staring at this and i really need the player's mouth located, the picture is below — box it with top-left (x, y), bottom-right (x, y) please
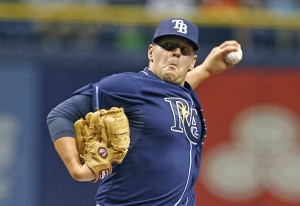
top-left (167, 63), bottom-right (179, 69)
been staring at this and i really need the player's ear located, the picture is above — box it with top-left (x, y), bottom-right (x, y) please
top-left (148, 44), bottom-right (154, 62)
top-left (189, 55), bottom-right (197, 71)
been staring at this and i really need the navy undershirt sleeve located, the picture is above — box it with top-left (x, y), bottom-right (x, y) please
top-left (46, 94), bottom-right (92, 142)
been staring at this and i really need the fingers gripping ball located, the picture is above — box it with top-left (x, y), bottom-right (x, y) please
top-left (224, 47), bottom-right (243, 65)
top-left (74, 107), bottom-right (130, 182)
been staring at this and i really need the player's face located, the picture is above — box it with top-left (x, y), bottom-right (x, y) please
top-left (148, 36), bottom-right (197, 86)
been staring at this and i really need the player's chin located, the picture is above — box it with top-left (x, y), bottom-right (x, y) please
top-left (163, 74), bottom-right (181, 85)
top-left (163, 68), bottom-right (178, 76)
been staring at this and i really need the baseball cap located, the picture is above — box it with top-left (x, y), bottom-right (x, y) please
top-left (153, 18), bottom-right (199, 51)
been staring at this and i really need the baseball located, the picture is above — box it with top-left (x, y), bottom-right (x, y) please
top-left (224, 48), bottom-right (243, 65)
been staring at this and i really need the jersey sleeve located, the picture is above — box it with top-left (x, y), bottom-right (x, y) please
top-left (46, 94), bottom-right (92, 142)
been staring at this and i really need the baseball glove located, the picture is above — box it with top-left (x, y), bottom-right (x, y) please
top-left (74, 107), bottom-right (130, 182)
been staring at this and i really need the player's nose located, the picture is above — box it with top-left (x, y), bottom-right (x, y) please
top-left (172, 47), bottom-right (181, 57)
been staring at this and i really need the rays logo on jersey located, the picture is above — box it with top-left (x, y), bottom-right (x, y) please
top-left (165, 97), bottom-right (200, 144)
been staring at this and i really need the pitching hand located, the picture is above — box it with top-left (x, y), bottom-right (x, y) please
top-left (199, 40), bottom-right (241, 75)
top-left (186, 40), bottom-right (242, 89)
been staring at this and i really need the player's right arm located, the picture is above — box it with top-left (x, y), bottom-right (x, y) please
top-left (186, 40), bottom-right (241, 89)
top-left (47, 95), bottom-right (95, 181)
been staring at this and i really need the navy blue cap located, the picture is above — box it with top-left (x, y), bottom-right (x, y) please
top-left (153, 18), bottom-right (199, 51)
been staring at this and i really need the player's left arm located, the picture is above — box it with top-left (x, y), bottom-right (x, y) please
top-left (186, 40), bottom-right (241, 89)
top-left (47, 95), bottom-right (95, 181)
top-left (54, 136), bottom-right (95, 181)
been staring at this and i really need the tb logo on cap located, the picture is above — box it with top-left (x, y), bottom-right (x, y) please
top-left (172, 20), bottom-right (187, 34)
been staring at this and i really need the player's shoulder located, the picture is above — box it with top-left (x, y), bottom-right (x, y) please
top-left (105, 72), bottom-right (138, 80)
top-left (94, 72), bottom-right (142, 94)
top-left (72, 72), bottom-right (144, 97)
top-left (96, 72), bottom-right (139, 85)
